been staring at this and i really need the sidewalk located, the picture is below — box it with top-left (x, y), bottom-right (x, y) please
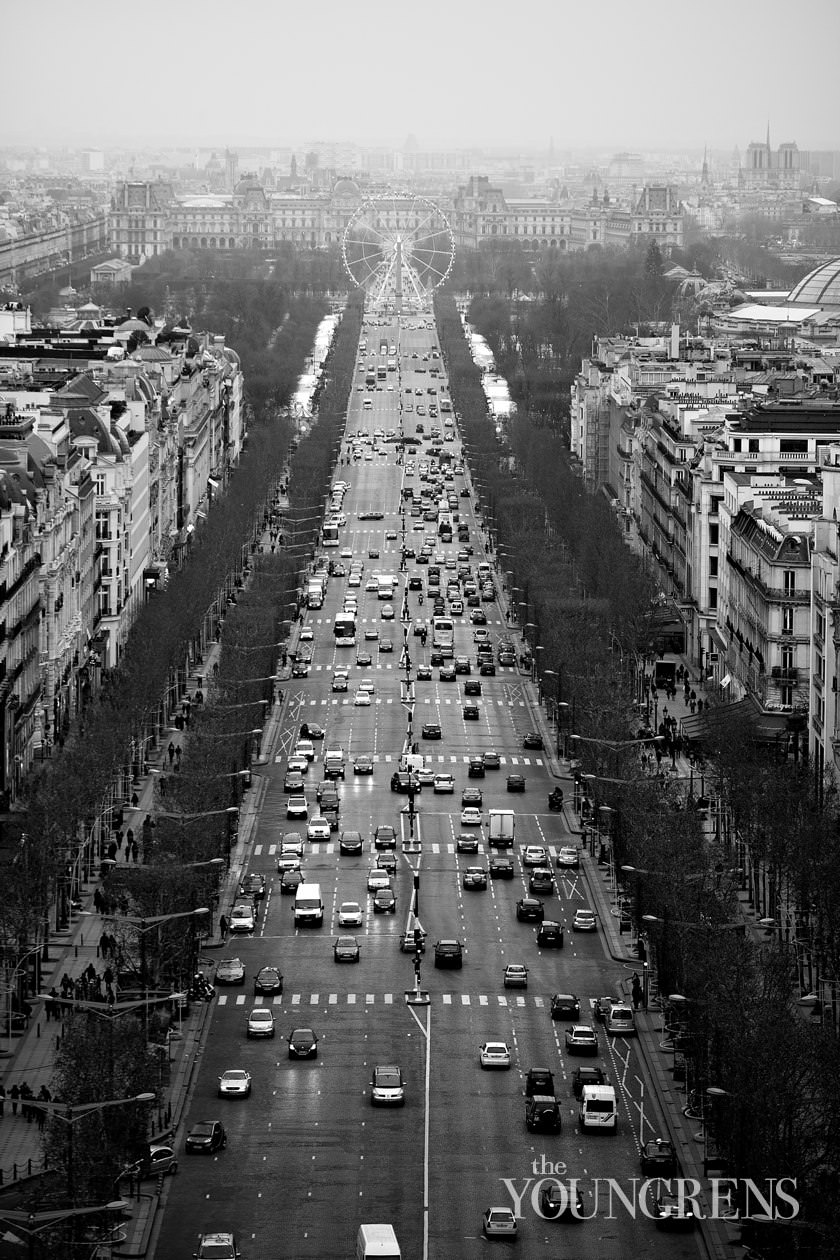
top-left (0, 507), bottom-right (286, 1252)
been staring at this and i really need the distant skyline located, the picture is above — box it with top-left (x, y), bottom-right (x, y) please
top-left (5, 0), bottom-right (840, 154)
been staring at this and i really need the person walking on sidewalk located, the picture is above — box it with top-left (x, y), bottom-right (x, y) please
top-left (631, 973), bottom-right (645, 1010)
top-left (219, 914), bottom-right (229, 939)
top-left (168, 741), bottom-right (176, 765)
top-left (9, 1083), bottom-right (20, 1116)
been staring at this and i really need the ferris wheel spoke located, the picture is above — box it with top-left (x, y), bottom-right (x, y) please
top-left (409, 207), bottom-right (442, 241)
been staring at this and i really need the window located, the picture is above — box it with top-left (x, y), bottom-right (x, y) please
top-left (709, 557), bottom-right (718, 577)
top-left (782, 606), bottom-right (794, 634)
top-left (708, 587), bottom-right (718, 609)
top-left (783, 571), bottom-right (796, 597)
top-left (748, 439), bottom-right (759, 453)
top-left (709, 523), bottom-right (719, 544)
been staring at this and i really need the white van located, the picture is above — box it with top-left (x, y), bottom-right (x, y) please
top-left (578, 1084), bottom-right (618, 1132)
top-left (356, 1223), bottom-right (400, 1259)
top-left (605, 1004), bottom-right (636, 1036)
top-left (294, 882), bottom-right (323, 927)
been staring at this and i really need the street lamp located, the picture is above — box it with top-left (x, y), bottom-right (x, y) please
top-left (87, 907), bottom-right (210, 997)
top-left (0, 1201), bottom-right (130, 1259)
top-left (27, 1093), bottom-right (155, 1205)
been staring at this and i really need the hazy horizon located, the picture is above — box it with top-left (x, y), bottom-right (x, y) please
top-left (5, 0), bottom-right (840, 153)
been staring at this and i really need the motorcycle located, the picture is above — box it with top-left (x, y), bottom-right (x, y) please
top-left (548, 789), bottom-right (564, 812)
top-left (190, 973), bottom-right (215, 1002)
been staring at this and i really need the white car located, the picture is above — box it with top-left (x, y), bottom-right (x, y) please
top-left (247, 1008), bottom-right (275, 1039)
top-left (295, 740), bottom-right (316, 762)
top-left (354, 690), bottom-right (371, 706)
top-left (359, 679), bottom-right (375, 694)
top-left (348, 573), bottom-right (361, 587)
top-left (218, 1069), bottom-right (251, 1098)
top-left (483, 1207), bottom-right (518, 1238)
top-left (365, 577), bottom-right (379, 592)
top-left (381, 604), bottom-right (395, 620)
top-left (460, 807), bottom-right (482, 826)
top-left (573, 908), bottom-right (598, 932)
top-left (522, 845), bottom-right (548, 867)
top-left (433, 773), bottom-right (455, 793)
top-left (287, 754), bottom-right (308, 775)
top-left (367, 868), bottom-right (392, 892)
top-left (479, 1042), bottom-right (512, 1070)
top-left (556, 846), bottom-right (580, 869)
top-left (228, 902), bottom-right (255, 934)
top-left (416, 766), bottom-right (435, 786)
top-left (299, 627), bottom-right (314, 642)
top-left (338, 901), bottom-right (363, 928)
top-left (307, 817), bottom-right (331, 841)
top-left (473, 628), bottom-right (491, 643)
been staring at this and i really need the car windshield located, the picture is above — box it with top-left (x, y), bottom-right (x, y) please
top-left (375, 1070), bottom-right (401, 1086)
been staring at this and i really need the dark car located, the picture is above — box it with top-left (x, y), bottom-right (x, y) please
top-left (253, 966), bottom-right (283, 996)
top-left (390, 771), bottom-right (419, 794)
top-left (522, 731), bottom-right (544, 750)
top-left (483, 751), bottom-right (501, 769)
top-left (400, 930), bottom-right (426, 953)
top-left (479, 660), bottom-right (496, 676)
top-left (463, 704), bottom-right (480, 720)
top-left (376, 851), bottom-right (397, 876)
top-left (489, 855), bottom-right (515, 879)
top-left (469, 608), bottom-right (487, 624)
top-left (652, 1189), bottom-right (698, 1231)
top-left (334, 935), bottom-right (361, 963)
top-left (239, 873), bottom-right (266, 901)
top-left (280, 868), bottom-right (304, 895)
top-left (433, 939), bottom-right (463, 969)
top-left (538, 1182), bottom-right (584, 1220)
top-left (525, 1067), bottom-right (555, 1097)
top-left (529, 868), bottom-right (554, 895)
top-left (526, 1095), bottom-right (562, 1132)
top-left (439, 665), bottom-right (456, 682)
top-left (454, 656), bottom-right (471, 675)
top-left (571, 1065), bottom-right (606, 1098)
top-left (373, 887), bottom-right (397, 913)
top-left (185, 1120), bottom-right (227, 1155)
top-left (374, 824), bottom-right (397, 850)
top-left (640, 1138), bottom-right (678, 1176)
top-left (516, 897), bottom-right (545, 923)
top-left (468, 757), bottom-right (485, 778)
top-left (422, 723), bottom-right (442, 739)
top-left (287, 1027), bottom-right (318, 1059)
top-left (506, 774), bottom-right (526, 792)
top-left (464, 679), bottom-right (482, 696)
top-left (284, 771), bottom-right (305, 793)
top-left (461, 787), bottom-right (483, 808)
top-left (339, 830), bottom-right (364, 856)
top-left (550, 993), bottom-right (581, 1021)
top-left (536, 921), bottom-right (563, 949)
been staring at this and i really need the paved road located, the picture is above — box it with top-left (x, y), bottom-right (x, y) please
top-left (152, 312), bottom-right (702, 1260)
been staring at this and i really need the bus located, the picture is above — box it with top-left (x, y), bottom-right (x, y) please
top-left (323, 522), bottom-right (340, 547)
top-left (377, 365), bottom-right (387, 381)
top-left (432, 616), bottom-right (454, 657)
top-left (334, 611), bottom-right (356, 646)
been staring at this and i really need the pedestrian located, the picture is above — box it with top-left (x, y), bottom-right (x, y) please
top-left (114, 829), bottom-right (123, 851)
top-left (219, 914), bottom-right (228, 939)
top-left (9, 1083), bottom-right (20, 1116)
top-left (631, 974), bottom-right (642, 1010)
top-left (131, 792), bottom-right (139, 808)
top-left (99, 930), bottom-right (110, 959)
top-left (20, 1083), bottom-right (33, 1123)
top-left (690, 698), bottom-right (696, 714)
top-left (131, 840), bottom-right (139, 863)
top-left (159, 774), bottom-right (167, 797)
top-left (213, 661), bottom-right (219, 678)
top-left (103, 965), bottom-right (114, 988)
top-left (697, 699), bottom-right (704, 714)
top-left (107, 841), bottom-right (117, 861)
top-left (0, 1081), bottom-right (5, 1117)
top-left (126, 828), bottom-right (134, 849)
top-left (690, 688), bottom-right (697, 705)
top-left (167, 741), bottom-right (175, 765)
top-left (93, 887), bottom-right (104, 913)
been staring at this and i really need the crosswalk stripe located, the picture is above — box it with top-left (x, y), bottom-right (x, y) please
top-left (348, 993), bottom-right (356, 1004)
top-left (384, 993), bottom-right (393, 1004)
top-left (329, 994), bottom-right (337, 1004)
top-left (235, 995), bottom-right (246, 1005)
top-left (498, 996), bottom-right (508, 1006)
top-left (461, 994), bottom-right (470, 1005)
top-left (310, 993), bottom-right (319, 1005)
top-left (442, 994), bottom-right (452, 1005)
top-left (291, 994), bottom-right (300, 1004)
top-left (479, 995), bottom-right (488, 1005)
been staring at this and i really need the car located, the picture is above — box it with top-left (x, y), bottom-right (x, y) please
top-left (421, 722), bottom-right (442, 740)
top-left (356, 651), bottom-right (372, 667)
top-left (456, 832), bottom-right (480, 854)
top-left (416, 765), bottom-right (436, 786)
top-left (286, 795), bottom-right (308, 820)
top-left (287, 754), bottom-right (309, 778)
top-left (463, 703), bottom-right (480, 720)
top-left (182, 1118), bottom-right (226, 1154)
top-left (368, 548), bottom-right (380, 558)
top-left (483, 1207), bottom-right (518, 1238)
top-left (295, 739), bottom-right (316, 762)
top-left (556, 846), bottom-right (580, 869)
top-left (506, 774), bottom-right (526, 792)
top-left (280, 868), bottom-right (304, 895)
top-left (516, 896), bottom-right (544, 923)
top-left (538, 1181), bottom-right (585, 1220)
top-left (416, 665), bottom-right (432, 681)
top-left (467, 757), bottom-right (485, 778)
top-left (247, 1008), bottom-right (275, 1039)
top-left (463, 679), bottom-right (481, 697)
top-left (460, 806), bottom-right (482, 826)
top-left (364, 627), bottom-right (379, 641)
top-left (439, 664), bottom-right (456, 682)
top-left (536, 920), bottom-right (564, 949)
top-left (307, 817), bottom-right (331, 841)
top-left (238, 874), bottom-right (267, 904)
top-left (503, 963), bottom-right (528, 989)
top-left (473, 628), bottom-right (491, 643)
top-left (373, 887), bottom-right (396, 913)
top-left (434, 939), bottom-right (463, 969)
top-left (367, 868), bottom-right (391, 892)
top-left (640, 1137), bottom-right (679, 1175)
top-left (374, 824), bottom-right (397, 849)
top-left (550, 993), bottom-right (581, 1021)
top-left (483, 750), bottom-right (501, 769)
top-left (370, 1064), bottom-right (405, 1106)
top-left (489, 855), bottom-right (515, 879)
top-left (354, 754), bottom-right (374, 775)
top-left (338, 901), bottom-right (363, 928)
top-left (479, 1042), bottom-right (512, 1070)
top-left (218, 1069), bottom-right (251, 1098)
top-left (376, 851), bottom-right (397, 876)
top-left (498, 649), bottom-right (516, 666)
top-left (433, 773), bottom-right (455, 794)
top-left (354, 690), bottom-right (371, 706)
top-left (529, 868), bottom-right (554, 895)
top-left (291, 661), bottom-right (309, 678)
top-left (522, 845), bottom-right (547, 867)
top-left (463, 867), bottom-right (488, 890)
top-left (526, 1094), bottom-right (563, 1132)
top-left (253, 966), bottom-right (283, 995)
top-left (302, 722), bottom-right (325, 741)
top-left (228, 902), bottom-right (255, 934)
top-left (479, 660), bottom-right (496, 676)
top-left (525, 1067), bottom-right (555, 1097)
top-left (605, 1003), bottom-right (637, 1036)
top-left (522, 731), bottom-right (544, 750)
top-left (334, 935), bottom-right (361, 963)
top-left (453, 656), bottom-right (471, 675)
top-left (381, 603), bottom-right (395, 620)
top-left (461, 787), bottom-right (483, 808)
top-left (593, 996), bottom-right (615, 1024)
top-left (365, 577), bottom-right (379, 592)
top-left (652, 1188), bottom-right (699, 1230)
top-left (331, 674), bottom-right (349, 693)
top-left (194, 1232), bottom-right (240, 1259)
top-left (134, 1142), bottom-right (179, 1178)
top-left (571, 1065), bottom-right (606, 1098)
top-left (390, 770), bottom-right (418, 794)
top-left (283, 771), bottom-right (305, 793)
top-left (287, 1027), bottom-right (318, 1059)
top-left (214, 956), bottom-right (246, 986)
top-left (276, 848), bottom-right (302, 873)
top-left (565, 1024), bottom-right (598, 1055)
top-left (574, 908), bottom-right (598, 932)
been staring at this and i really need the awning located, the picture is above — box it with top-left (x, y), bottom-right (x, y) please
top-left (680, 694), bottom-right (784, 746)
top-left (708, 625), bottom-right (727, 651)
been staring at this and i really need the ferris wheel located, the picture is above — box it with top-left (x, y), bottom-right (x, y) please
top-left (342, 193), bottom-right (455, 307)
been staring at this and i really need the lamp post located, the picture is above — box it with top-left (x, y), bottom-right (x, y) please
top-left (92, 907), bottom-right (210, 999)
top-left (28, 1093), bottom-right (155, 1206)
top-left (0, 1201), bottom-right (130, 1260)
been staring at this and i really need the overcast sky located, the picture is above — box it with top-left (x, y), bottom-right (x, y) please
top-left (6, 0), bottom-right (840, 153)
